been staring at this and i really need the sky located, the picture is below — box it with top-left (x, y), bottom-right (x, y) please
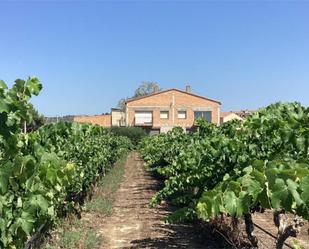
top-left (0, 0), bottom-right (308, 116)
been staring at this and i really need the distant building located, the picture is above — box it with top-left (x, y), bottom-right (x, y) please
top-left (220, 112), bottom-right (243, 124)
top-left (233, 110), bottom-right (256, 119)
top-left (111, 108), bottom-right (126, 126)
top-left (124, 86), bottom-right (221, 133)
top-left (70, 86), bottom-right (222, 133)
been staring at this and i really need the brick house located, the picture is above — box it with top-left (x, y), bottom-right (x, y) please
top-left (124, 86), bottom-right (221, 133)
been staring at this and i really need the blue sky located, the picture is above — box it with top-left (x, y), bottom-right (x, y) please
top-left (0, 1), bottom-right (308, 116)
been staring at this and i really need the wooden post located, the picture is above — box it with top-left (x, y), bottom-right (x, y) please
top-left (23, 121), bottom-right (27, 134)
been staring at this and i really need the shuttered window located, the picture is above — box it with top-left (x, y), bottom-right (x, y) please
top-left (177, 110), bottom-right (187, 119)
top-left (135, 111), bottom-right (152, 124)
top-left (160, 111), bottom-right (169, 119)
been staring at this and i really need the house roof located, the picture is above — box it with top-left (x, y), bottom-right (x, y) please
top-left (111, 108), bottom-right (123, 111)
top-left (125, 88), bottom-right (221, 105)
top-left (220, 112), bottom-right (234, 118)
top-left (221, 111), bottom-right (244, 118)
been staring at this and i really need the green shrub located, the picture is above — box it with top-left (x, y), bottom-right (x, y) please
top-left (110, 126), bottom-right (147, 146)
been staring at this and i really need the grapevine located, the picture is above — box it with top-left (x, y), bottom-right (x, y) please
top-left (140, 102), bottom-right (309, 247)
top-left (0, 78), bottom-right (131, 248)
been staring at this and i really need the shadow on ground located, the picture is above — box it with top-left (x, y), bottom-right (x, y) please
top-left (125, 220), bottom-right (229, 249)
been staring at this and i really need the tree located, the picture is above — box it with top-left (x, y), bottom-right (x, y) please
top-left (133, 81), bottom-right (161, 97)
top-left (117, 98), bottom-right (127, 111)
top-left (117, 81), bottom-right (161, 110)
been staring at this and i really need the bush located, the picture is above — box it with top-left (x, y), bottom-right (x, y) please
top-left (110, 126), bottom-right (147, 146)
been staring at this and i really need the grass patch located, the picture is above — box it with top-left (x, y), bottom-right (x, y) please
top-left (100, 156), bottom-right (126, 193)
top-left (84, 230), bottom-right (101, 249)
top-left (59, 230), bottom-right (81, 249)
top-left (44, 217), bottom-right (102, 249)
top-left (84, 197), bottom-right (113, 215)
top-left (43, 154), bottom-right (127, 249)
top-left (84, 155), bottom-right (126, 215)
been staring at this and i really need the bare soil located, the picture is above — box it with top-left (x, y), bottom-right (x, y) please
top-left (97, 152), bottom-right (218, 249)
top-left (82, 152), bottom-right (309, 249)
top-left (253, 211), bottom-right (309, 249)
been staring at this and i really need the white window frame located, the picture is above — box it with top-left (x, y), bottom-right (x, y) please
top-left (177, 110), bottom-right (187, 119)
top-left (134, 111), bottom-right (153, 124)
top-left (160, 110), bottom-right (169, 119)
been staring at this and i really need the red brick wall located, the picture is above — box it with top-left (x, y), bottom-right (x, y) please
top-left (73, 115), bottom-right (112, 127)
top-left (126, 90), bottom-right (220, 128)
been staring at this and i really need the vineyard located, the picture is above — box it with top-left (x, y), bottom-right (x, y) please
top-left (1, 77), bottom-right (309, 249)
top-left (0, 78), bottom-right (131, 248)
top-left (140, 102), bottom-right (309, 248)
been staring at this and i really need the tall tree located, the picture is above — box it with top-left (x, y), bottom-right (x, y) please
top-left (133, 81), bottom-right (161, 97)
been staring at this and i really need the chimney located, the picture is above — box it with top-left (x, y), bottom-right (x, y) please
top-left (186, 85), bottom-right (192, 93)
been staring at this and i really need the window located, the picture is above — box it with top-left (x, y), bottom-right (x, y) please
top-left (135, 111), bottom-right (152, 125)
top-left (160, 111), bottom-right (169, 119)
top-left (194, 111), bottom-right (212, 122)
top-left (177, 110), bottom-right (187, 119)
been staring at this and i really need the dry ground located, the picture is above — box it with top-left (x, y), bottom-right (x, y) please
top-left (253, 211), bottom-right (309, 249)
top-left (97, 152), bottom-right (217, 249)
top-left (81, 152), bottom-right (308, 249)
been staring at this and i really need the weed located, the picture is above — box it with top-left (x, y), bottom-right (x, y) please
top-left (59, 230), bottom-right (81, 249)
top-left (42, 155), bottom-right (127, 249)
top-left (84, 197), bottom-right (113, 215)
top-left (84, 230), bottom-right (101, 249)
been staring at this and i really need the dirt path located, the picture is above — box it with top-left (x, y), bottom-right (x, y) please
top-left (98, 152), bottom-right (216, 249)
top-left (96, 152), bottom-right (309, 249)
